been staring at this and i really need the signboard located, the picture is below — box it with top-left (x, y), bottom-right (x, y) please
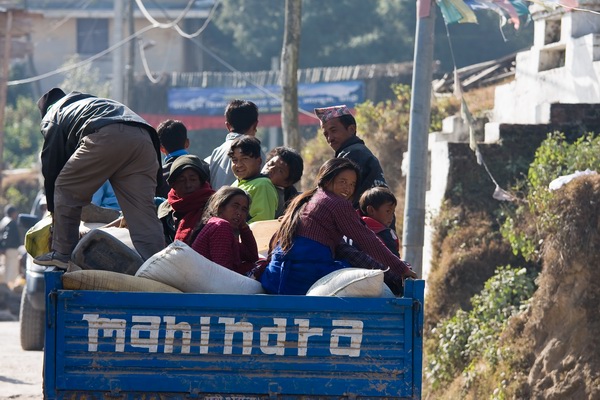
top-left (168, 81), bottom-right (364, 116)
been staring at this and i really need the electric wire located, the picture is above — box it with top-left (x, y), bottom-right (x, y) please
top-left (7, 25), bottom-right (156, 86)
top-left (527, 0), bottom-right (600, 16)
top-left (443, 19), bottom-right (517, 201)
top-left (136, 0), bottom-right (314, 119)
top-left (8, 1), bottom-right (600, 95)
top-left (134, 0), bottom-right (195, 29)
top-left (136, 0), bottom-right (222, 82)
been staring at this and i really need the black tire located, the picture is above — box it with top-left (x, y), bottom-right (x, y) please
top-left (19, 289), bottom-right (45, 351)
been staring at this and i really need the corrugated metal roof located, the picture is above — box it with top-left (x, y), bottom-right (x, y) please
top-left (170, 62), bottom-right (414, 88)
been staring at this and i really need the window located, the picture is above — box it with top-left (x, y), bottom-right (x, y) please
top-left (544, 19), bottom-right (561, 45)
top-left (77, 18), bottom-right (108, 55)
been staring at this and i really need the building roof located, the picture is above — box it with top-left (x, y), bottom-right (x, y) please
top-left (170, 62), bottom-right (416, 88)
top-left (26, 0), bottom-right (215, 18)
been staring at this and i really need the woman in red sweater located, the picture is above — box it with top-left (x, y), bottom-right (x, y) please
top-left (261, 158), bottom-right (417, 295)
top-left (191, 186), bottom-right (259, 275)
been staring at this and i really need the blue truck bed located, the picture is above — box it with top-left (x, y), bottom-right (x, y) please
top-left (44, 269), bottom-right (424, 399)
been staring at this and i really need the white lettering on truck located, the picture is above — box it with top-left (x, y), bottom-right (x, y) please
top-left (82, 314), bottom-right (363, 357)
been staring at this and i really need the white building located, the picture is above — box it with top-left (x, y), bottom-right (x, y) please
top-left (26, 0), bottom-right (215, 94)
top-left (424, 1), bottom-right (600, 281)
top-left (493, 0), bottom-right (600, 124)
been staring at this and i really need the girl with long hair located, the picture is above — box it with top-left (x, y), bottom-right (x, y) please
top-left (261, 158), bottom-right (417, 295)
top-left (191, 186), bottom-right (259, 275)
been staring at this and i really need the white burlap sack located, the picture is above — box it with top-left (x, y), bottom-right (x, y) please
top-left (62, 270), bottom-right (181, 293)
top-left (306, 268), bottom-right (384, 297)
top-left (135, 241), bottom-right (265, 294)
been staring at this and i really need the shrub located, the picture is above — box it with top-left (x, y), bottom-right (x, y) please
top-left (425, 266), bottom-right (537, 393)
top-left (501, 132), bottom-right (600, 261)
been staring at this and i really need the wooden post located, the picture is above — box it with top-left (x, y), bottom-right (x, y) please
top-left (280, 0), bottom-right (302, 150)
top-left (0, 10), bottom-right (14, 195)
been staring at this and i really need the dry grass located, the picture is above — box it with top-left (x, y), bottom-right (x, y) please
top-left (461, 77), bottom-right (514, 117)
top-left (454, 174), bottom-right (600, 399)
top-left (425, 209), bottom-right (517, 329)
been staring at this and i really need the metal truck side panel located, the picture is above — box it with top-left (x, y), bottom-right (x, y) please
top-left (44, 270), bottom-right (424, 399)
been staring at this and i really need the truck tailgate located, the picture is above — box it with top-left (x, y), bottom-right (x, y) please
top-left (44, 270), bottom-right (424, 399)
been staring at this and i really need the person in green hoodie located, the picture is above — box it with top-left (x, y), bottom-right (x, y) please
top-left (229, 136), bottom-right (278, 223)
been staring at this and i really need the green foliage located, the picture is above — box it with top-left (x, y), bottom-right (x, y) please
top-left (426, 266), bottom-right (537, 391)
top-left (3, 97), bottom-right (42, 169)
top-left (1, 57), bottom-right (111, 213)
top-left (356, 84), bottom-right (458, 191)
top-left (214, 0), bottom-right (417, 71)
top-left (59, 56), bottom-right (111, 97)
top-left (501, 132), bottom-right (600, 260)
top-left (3, 185), bottom-right (38, 214)
top-left (212, 1), bottom-right (530, 73)
top-left (430, 94), bottom-right (461, 132)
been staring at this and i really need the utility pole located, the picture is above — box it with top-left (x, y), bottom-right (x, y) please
top-left (112, 0), bottom-right (124, 102)
top-left (280, 0), bottom-right (301, 150)
top-left (402, 1), bottom-right (436, 277)
top-left (124, 0), bottom-right (135, 106)
top-left (0, 10), bottom-right (13, 194)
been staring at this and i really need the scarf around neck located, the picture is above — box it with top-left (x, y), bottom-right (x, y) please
top-left (168, 182), bottom-right (215, 244)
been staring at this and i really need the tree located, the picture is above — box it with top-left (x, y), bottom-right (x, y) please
top-left (1, 57), bottom-right (111, 209)
top-left (3, 96), bottom-right (40, 169)
top-left (213, 0), bottom-right (416, 71)
top-left (209, 1), bottom-right (531, 73)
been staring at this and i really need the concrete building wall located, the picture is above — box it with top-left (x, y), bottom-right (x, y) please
top-left (30, 16), bottom-right (192, 91)
top-left (493, 5), bottom-right (600, 124)
top-left (423, 4), bottom-right (600, 280)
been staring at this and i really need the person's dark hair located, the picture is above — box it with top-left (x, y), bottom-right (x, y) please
top-left (4, 204), bottom-right (17, 216)
top-left (338, 114), bottom-right (357, 129)
top-left (198, 186), bottom-right (251, 227)
top-left (266, 146), bottom-right (304, 185)
top-left (272, 158), bottom-right (360, 252)
top-left (228, 135), bottom-right (262, 159)
top-left (358, 186), bottom-right (397, 216)
top-left (167, 155), bottom-right (210, 186)
top-left (37, 87), bottom-right (67, 118)
top-left (157, 119), bottom-right (188, 153)
top-left (225, 99), bottom-right (259, 133)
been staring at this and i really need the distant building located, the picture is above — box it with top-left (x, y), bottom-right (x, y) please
top-left (424, 2), bottom-right (600, 281)
top-left (26, 0), bottom-right (215, 90)
top-left (493, 0), bottom-right (600, 124)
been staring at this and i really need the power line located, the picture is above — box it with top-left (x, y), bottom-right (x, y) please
top-left (134, 0), bottom-right (196, 29)
top-left (7, 25), bottom-right (157, 86)
top-left (137, 0), bottom-right (222, 82)
top-left (7, 0), bottom-right (203, 86)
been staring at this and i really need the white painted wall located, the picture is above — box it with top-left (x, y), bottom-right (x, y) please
top-left (493, 7), bottom-right (600, 124)
top-left (423, 3), bottom-right (600, 280)
top-left (29, 15), bottom-right (197, 92)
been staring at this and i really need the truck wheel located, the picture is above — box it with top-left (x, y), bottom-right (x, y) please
top-left (19, 289), bottom-right (44, 351)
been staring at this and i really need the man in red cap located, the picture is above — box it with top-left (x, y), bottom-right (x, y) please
top-left (34, 88), bottom-right (165, 268)
top-left (314, 105), bottom-right (388, 208)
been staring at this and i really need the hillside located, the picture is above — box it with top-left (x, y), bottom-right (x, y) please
top-left (511, 174), bottom-right (600, 399)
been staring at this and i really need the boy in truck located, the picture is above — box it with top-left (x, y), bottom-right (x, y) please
top-left (358, 186), bottom-right (400, 257)
top-left (229, 136), bottom-right (278, 223)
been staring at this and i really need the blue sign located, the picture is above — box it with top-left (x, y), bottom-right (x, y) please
top-left (168, 81), bottom-right (364, 115)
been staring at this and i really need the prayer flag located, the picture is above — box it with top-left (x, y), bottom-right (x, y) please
top-left (419, 0), bottom-right (433, 18)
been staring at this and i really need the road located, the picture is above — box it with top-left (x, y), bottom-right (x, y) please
top-left (0, 322), bottom-right (43, 400)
